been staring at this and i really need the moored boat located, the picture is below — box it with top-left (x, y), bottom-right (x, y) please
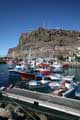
top-left (15, 80), bottom-right (50, 93)
top-left (17, 71), bottom-right (36, 80)
top-left (36, 63), bottom-right (51, 75)
top-left (50, 62), bottom-right (64, 73)
top-left (50, 77), bottom-right (77, 97)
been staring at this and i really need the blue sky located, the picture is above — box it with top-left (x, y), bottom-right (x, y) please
top-left (0, 0), bottom-right (80, 56)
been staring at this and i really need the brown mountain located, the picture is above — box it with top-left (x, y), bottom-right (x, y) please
top-left (7, 27), bottom-right (80, 58)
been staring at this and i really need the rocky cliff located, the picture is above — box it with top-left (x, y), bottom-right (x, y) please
top-left (7, 27), bottom-right (80, 58)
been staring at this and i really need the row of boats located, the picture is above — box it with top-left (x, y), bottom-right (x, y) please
top-left (7, 58), bottom-right (80, 98)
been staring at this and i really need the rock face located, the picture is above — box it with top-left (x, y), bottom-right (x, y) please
top-left (7, 27), bottom-right (80, 58)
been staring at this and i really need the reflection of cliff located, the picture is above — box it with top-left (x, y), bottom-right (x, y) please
top-left (7, 27), bottom-right (80, 58)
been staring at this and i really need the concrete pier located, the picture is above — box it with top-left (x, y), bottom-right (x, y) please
top-left (1, 87), bottom-right (80, 120)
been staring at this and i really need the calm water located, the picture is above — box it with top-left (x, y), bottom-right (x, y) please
top-left (0, 64), bottom-right (9, 87)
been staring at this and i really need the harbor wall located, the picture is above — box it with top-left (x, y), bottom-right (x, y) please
top-left (63, 61), bottom-right (80, 68)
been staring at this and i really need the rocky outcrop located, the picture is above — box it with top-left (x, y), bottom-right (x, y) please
top-left (7, 27), bottom-right (80, 58)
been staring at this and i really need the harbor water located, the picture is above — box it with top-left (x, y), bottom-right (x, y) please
top-left (0, 64), bottom-right (9, 87)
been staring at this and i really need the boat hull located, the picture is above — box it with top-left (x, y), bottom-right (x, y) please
top-left (17, 71), bottom-right (36, 80)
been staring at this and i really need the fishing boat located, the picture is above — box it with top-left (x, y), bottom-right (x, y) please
top-left (50, 76), bottom-right (77, 97)
top-left (8, 62), bottom-right (31, 79)
top-left (44, 74), bottom-right (75, 90)
top-left (44, 74), bottom-right (61, 90)
top-left (28, 80), bottom-right (49, 89)
top-left (36, 63), bottom-right (51, 75)
top-left (17, 71), bottom-right (36, 80)
top-left (50, 62), bottom-right (64, 73)
top-left (8, 64), bottom-right (23, 78)
top-left (16, 63), bottom-right (51, 80)
top-left (9, 64), bottom-right (45, 81)
top-left (15, 80), bottom-right (50, 93)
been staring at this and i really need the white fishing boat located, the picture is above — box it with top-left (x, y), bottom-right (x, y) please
top-left (50, 62), bottom-right (64, 73)
top-left (50, 76), bottom-right (77, 97)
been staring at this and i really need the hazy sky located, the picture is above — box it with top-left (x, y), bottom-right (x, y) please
top-left (0, 0), bottom-right (80, 56)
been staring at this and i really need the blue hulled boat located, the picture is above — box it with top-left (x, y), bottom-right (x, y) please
top-left (75, 83), bottom-right (80, 98)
